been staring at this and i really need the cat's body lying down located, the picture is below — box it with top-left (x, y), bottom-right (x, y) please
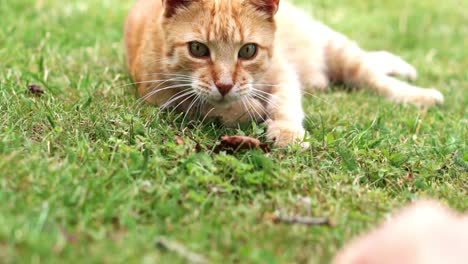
top-left (125, 0), bottom-right (443, 147)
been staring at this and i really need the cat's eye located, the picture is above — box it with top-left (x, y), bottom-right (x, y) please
top-left (189, 41), bottom-right (210, 58)
top-left (238, 43), bottom-right (258, 60)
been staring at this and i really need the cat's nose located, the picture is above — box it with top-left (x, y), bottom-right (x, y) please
top-left (215, 82), bottom-right (234, 97)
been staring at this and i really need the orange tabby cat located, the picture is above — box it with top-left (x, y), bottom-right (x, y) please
top-left (125, 0), bottom-right (444, 147)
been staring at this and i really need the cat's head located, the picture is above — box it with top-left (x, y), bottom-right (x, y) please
top-left (160, 0), bottom-right (279, 108)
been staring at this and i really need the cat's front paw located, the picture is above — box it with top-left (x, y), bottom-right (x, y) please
top-left (266, 119), bottom-right (309, 149)
top-left (391, 87), bottom-right (444, 107)
top-left (366, 51), bottom-right (418, 81)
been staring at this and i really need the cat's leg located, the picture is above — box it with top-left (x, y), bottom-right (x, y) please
top-left (263, 62), bottom-right (308, 148)
top-left (300, 67), bottom-right (330, 92)
top-left (365, 51), bottom-right (418, 81)
top-left (326, 34), bottom-right (444, 107)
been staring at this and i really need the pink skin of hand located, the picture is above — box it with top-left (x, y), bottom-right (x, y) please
top-left (334, 200), bottom-right (468, 264)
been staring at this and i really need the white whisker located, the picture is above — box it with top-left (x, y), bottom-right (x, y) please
top-left (250, 91), bottom-right (279, 110)
top-left (160, 90), bottom-right (195, 109)
top-left (122, 78), bottom-right (192, 88)
top-left (302, 91), bottom-right (331, 105)
top-left (181, 95), bottom-right (201, 128)
top-left (136, 84), bottom-right (193, 106)
top-left (138, 83), bottom-right (190, 102)
top-left (200, 107), bottom-right (215, 123)
top-left (143, 72), bottom-right (198, 81)
top-left (241, 98), bottom-right (255, 122)
top-left (169, 93), bottom-right (197, 117)
top-left (249, 96), bottom-right (270, 118)
top-left (195, 96), bottom-right (207, 120)
top-left (251, 83), bottom-right (282, 87)
top-left (250, 87), bottom-right (277, 96)
top-left (246, 97), bottom-right (266, 123)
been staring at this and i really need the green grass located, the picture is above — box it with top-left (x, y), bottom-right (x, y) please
top-left (0, 0), bottom-right (466, 263)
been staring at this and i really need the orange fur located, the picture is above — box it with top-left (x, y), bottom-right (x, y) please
top-left (125, 0), bottom-right (444, 147)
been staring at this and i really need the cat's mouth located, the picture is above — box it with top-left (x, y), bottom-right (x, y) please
top-left (198, 83), bottom-right (249, 109)
top-left (206, 93), bottom-right (245, 109)
top-left (207, 97), bottom-right (237, 108)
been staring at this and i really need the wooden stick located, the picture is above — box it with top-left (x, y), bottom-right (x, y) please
top-left (156, 237), bottom-right (210, 264)
top-left (272, 215), bottom-right (333, 227)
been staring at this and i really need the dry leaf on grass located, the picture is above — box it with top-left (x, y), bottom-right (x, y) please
top-left (214, 135), bottom-right (271, 153)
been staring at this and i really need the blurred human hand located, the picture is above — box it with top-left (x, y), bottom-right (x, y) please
top-left (334, 200), bottom-right (468, 264)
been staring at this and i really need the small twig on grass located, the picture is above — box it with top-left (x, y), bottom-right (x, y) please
top-left (269, 213), bottom-right (334, 227)
top-left (156, 237), bottom-right (210, 264)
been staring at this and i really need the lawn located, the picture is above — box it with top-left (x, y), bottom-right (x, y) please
top-left (0, 0), bottom-right (466, 263)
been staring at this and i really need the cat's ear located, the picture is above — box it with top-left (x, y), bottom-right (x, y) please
top-left (250, 0), bottom-right (280, 16)
top-left (162, 0), bottom-right (195, 18)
